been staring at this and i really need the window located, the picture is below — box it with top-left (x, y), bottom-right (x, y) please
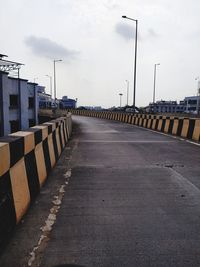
top-left (29, 119), bottom-right (35, 127)
top-left (28, 97), bottom-right (34, 108)
top-left (9, 95), bottom-right (18, 109)
top-left (188, 100), bottom-right (197, 105)
top-left (10, 120), bottom-right (19, 133)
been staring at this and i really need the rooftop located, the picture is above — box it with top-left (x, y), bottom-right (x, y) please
top-left (0, 54), bottom-right (24, 71)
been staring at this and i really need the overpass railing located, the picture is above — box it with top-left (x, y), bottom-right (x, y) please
top-left (70, 110), bottom-right (200, 143)
top-left (0, 113), bottom-right (72, 246)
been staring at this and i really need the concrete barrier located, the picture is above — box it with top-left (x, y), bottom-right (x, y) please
top-left (0, 114), bottom-right (72, 246)
top-left (70, 110), bottom-right (200, 142)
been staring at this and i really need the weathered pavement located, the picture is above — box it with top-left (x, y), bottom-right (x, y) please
top-left (1, 116), bottom-right (200, 267)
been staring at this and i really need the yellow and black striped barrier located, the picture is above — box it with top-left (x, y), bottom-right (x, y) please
top-left (70, 110), bottom-right (200, 142)
top-left (0, 113), bottom-right (72, 246)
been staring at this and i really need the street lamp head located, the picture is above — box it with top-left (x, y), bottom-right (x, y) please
top-left (122, 15), bottom-right (127, 18)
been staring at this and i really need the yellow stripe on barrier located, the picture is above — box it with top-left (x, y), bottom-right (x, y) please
top-left (157, 118), bottom-right (163, 131)
top-left (10, 158), bottom-right (30, 223)
top-left (0, 142), bottom-right (10, 176)
top-left (35, 142), bottom-right (47, 187)
top-left (181, 119), bottom-right (189, 138)
top-left (164, 119), bottom-right (170, 133)
top-left (172, 119), bottom-right (179, 135)
top-left (192, 119), bottom-right (200, 141)
top-left (56, 127), bottom-right (62, 156)
top-left (10, 131), bottom-right (35, 155)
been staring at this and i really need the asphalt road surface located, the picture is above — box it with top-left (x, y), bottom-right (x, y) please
top-left (1, 116), bottom-right (200, 267)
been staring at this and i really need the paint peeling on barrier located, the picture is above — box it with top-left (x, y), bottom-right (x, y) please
top-left (27, 169), bottom-right (72, 267)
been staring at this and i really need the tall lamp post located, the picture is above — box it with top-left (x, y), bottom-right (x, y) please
top-left (46, 74), bottom-right (52, 97)
top-left (53, 59), bottom-right (62, 106)
top-left (33, 77), bottom-right (38, 83)
top-left (153, 63), bottom-right (160, 103)
top-left (119, 93), bottom-right (123, 107)
top-left (122, 15), bottom-right (138, 109)
top-left (125, 80), bottom-right (129, 106)
top-left (195, 77), bottom-right (200, 115)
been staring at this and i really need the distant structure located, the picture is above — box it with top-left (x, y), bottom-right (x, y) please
top-left (184, 96), bottom-right (200, 114)
top-left (81, 106), bottom-right (102, 111)
top-left (148, 100), bottom-right (185, 113)
top-left (38, 86), bottom-right (53, 109)
top-left (148, 96), bottom-right (200, 114)
top-left (0, 54), bottom-right (38, 136)
top-left (59, 96), bottom-right (77, 109)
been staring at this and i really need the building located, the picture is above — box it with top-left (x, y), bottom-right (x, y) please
top-left (184, 96), bottom-right (200, 114)
top-left (59, 96), bottom-right (77, 109)
top-left (0, 54), bottom-right (38, 136)
top-left (38, 86), bottom-right (53, 109)
top-left (82, 106), bottom-right (102, 111)
top-left (148, 96), bottom-right (200, 114)
top-left (148, 100), bottom-right (185, 113)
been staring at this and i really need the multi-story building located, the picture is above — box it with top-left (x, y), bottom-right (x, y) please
top-left (148, 100), bottom-right (185, 113)
top-left (59, 96), bottom-right (77, 109)
top-left (148, 96), bottom-right (200, 114)
top-left (184, 96), bottom-right (200, 114)
top-left (38, 86), bottom-right (53, 109)
top-left (0, 54), bottom-right (38, 136)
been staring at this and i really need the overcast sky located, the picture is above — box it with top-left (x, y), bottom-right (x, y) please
top-left (1, 0), bottom-right (200, 108)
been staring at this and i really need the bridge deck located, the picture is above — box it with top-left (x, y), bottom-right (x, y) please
top-left (1, 116), bottom-right (200, 267)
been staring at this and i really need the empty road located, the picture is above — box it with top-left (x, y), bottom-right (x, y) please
top-left (1, 116), bottom-right (200, 267)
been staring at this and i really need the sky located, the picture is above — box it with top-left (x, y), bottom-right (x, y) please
top-left (1, 0), bottom-right (200, 108)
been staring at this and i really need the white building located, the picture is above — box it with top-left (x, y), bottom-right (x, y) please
top-left (184, 96), bottom-right (200, 114)
top-left (148, 100), bottom-right (185, 113)
top-left (0, 55), bottom-right (38, 136)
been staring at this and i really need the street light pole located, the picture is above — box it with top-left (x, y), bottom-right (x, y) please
top-left (53, 59), bottom-right (62, 105)
top-left (153, 63), bottom-right (160, 103)
top-left (119, 93), bottom-right (123, 107)
top-left (46, 75), bottom-right (52, 97)
top-left (195, 77), bottom-right (200, 115)
top-left (122, 15), bottom-right (138, 109)
top-left (125, 80), bottom-right (129, 106)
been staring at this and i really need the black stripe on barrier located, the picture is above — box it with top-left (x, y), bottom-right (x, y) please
top-left (155, 119), bottom-right (159, 130)
top-left (44, 123), bottom-right (53, 134)
top-left (0, 136), bottom-right (24, 167)
top-left (0, 171), bottom-right (16, 247)
top-left (177, 119), bottom-right (183, 136)
top-left (24, 151), bottom-right (40, 201)
top-left (52, 130), bottom-right (59, 161)
top-left (168, 120), bottom-right (174, 134)
top-left (42, 139), bottom-right (52, 174)
top-left (51, 120), bottom-right (59, 128)
top-left (187, 119), bottom-right (196, 140)
top-left (150, 119), bottom-right (153, 129)
top-left (161, 119), bottom-right (166, 132)
top-left (27, 128), bottom-right (42, 145)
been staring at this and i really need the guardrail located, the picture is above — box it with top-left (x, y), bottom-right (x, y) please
top-left (71, 110), bottom-right (200, 142)
top-left (0, 114), bottom-right (72, 246)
